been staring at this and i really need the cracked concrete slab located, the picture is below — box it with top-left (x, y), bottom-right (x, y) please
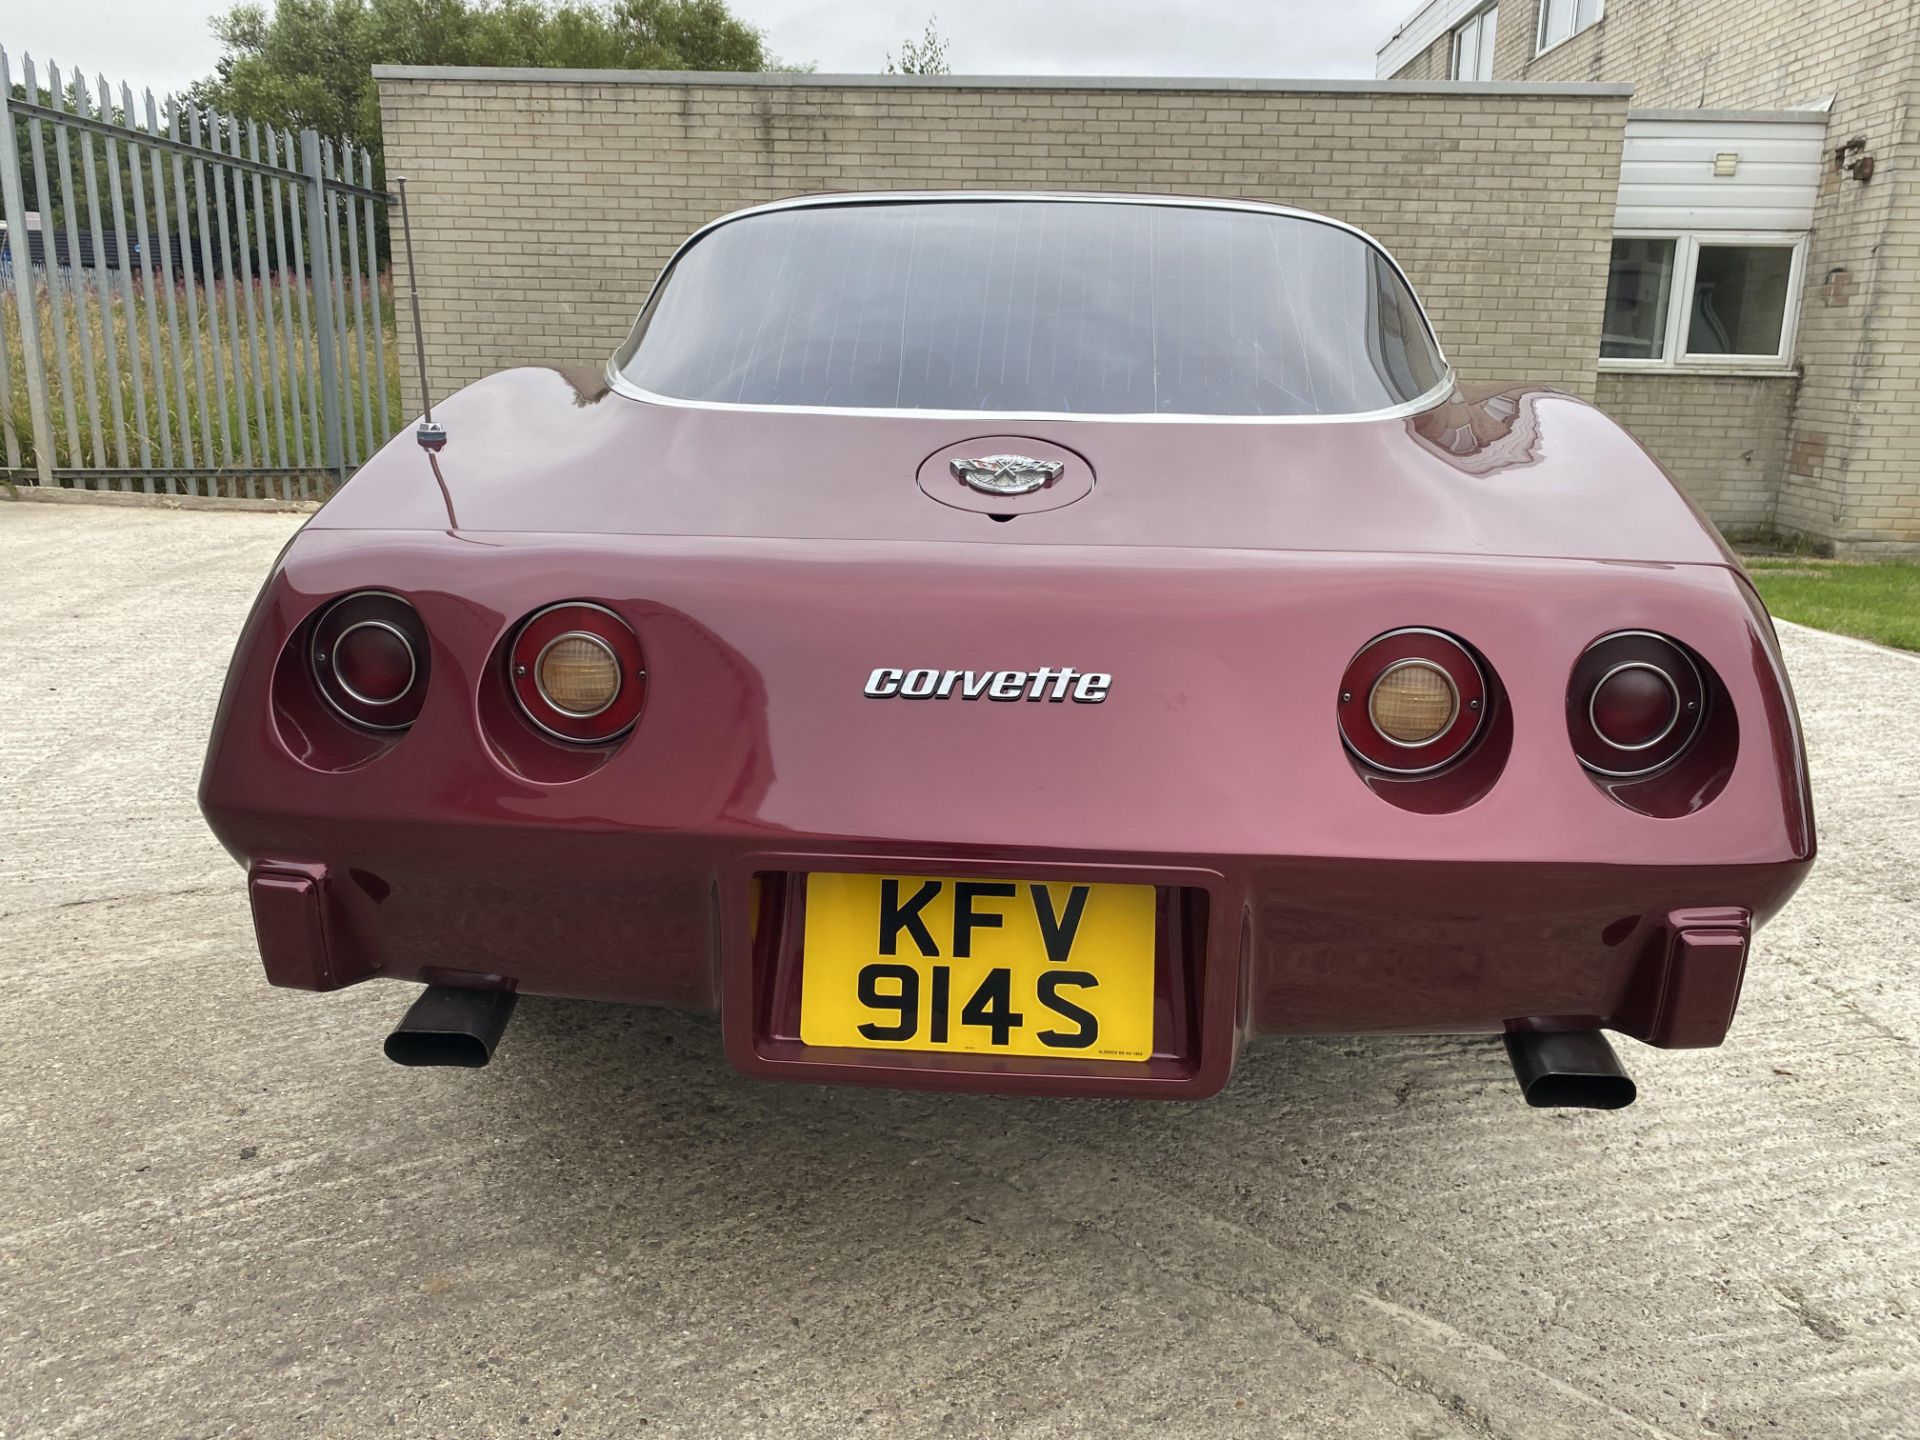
top-left (1, 502), bottom-right (1915, 1439)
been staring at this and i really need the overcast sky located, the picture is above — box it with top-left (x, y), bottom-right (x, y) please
top-left (7, 0), bottom-right (1419, 100)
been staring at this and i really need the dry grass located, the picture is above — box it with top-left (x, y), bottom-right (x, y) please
top-left (2, 268), bottom-right (402, 499)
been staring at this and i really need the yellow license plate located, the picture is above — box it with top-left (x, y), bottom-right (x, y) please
top-left (799, 873), bottom-right (1156, 1061)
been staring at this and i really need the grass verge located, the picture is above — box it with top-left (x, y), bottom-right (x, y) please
top-left (1744, 557), bottom-right (1920, 652)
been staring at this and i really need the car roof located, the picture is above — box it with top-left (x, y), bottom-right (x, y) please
top-left (684, 189), bottom-right (1382, 253)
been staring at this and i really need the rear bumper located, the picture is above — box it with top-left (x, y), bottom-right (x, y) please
top-left (232, 832), bottom-right (1804, 1100)
top-left (204, 527), bottom-right (1814, 1098)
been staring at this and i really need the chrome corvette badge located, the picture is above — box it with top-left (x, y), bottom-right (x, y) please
top-left (950, 454), bottom-right (1064, 496)
top-left (865, 667), bottom-right (1111, 703)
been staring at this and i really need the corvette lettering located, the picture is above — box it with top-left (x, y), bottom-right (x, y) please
top-left (864, 667), bottom-right (1111, 704)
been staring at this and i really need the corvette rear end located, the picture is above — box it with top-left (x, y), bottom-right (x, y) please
top-left (200, 193), bottom-right (1813, 1107)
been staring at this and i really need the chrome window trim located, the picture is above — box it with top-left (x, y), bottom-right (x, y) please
top-left (605, 191), bottom-right (1454, 426)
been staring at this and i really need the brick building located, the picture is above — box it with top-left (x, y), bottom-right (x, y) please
top-left (1380, 0), bottom-right (1920, 553)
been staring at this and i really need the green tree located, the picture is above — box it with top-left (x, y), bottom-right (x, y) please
top-left (885, 14), bottom-right (950, 75)
top-left (196, 0), bottom-right (775, 174)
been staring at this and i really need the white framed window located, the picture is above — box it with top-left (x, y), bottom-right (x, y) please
top-left (1536, 0), bottom-right (1604, 55)
top-left (1599, 231), bottom-right (1806, 372)
top-left (1451, 4), bottom-right (1498, 81)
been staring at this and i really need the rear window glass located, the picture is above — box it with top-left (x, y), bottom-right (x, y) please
top-left (614, 199), bottom-right (1446, 418)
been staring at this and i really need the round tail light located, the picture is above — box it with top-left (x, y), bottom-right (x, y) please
top-left (510, 602), bottom-right (646, 744)
top-left (1339, 629), bottom-right (1486, 774)
top-left (311, 591), bottom-right (429, 730)
top-left (1569, 631), bottom-right (1703, 776)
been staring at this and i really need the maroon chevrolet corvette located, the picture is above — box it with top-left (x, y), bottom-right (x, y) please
top-left (200, 193), bottom-right (1814, 1107)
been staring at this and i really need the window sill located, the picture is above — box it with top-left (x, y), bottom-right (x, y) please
top-left (1598, 362), bottom-right (1799, 379)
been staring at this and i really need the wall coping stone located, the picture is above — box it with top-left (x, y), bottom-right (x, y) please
top-left (373, 65), bottom-right (1633, 98)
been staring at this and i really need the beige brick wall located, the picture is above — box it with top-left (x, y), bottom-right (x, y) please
top-left (1595, 372), bottom-right (1797, 534)
top-left (376, 71), bottom-right (1627, 419)
top-left (1395, 34), bottom-right (1455, 82)
top-left (1468, 0), bottom-right (1920, 552)
top-left (1489, 0), bottom-right (1908, 110)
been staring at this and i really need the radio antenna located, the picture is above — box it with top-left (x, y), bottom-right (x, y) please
top-left (395, 177), bottom-right (446, 452)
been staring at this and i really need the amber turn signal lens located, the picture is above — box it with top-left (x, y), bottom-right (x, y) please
top-left (536, 633), bottom-right (622, 716)
top-left (1369, 661), bottom-right (1457, 745)
top-left (509, 602), bottom-right (648, 745)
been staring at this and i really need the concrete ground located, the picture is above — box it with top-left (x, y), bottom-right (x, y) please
top-left (0, 499), bottom-right (1914, 1440)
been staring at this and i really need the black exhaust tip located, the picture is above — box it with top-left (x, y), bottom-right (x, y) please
top-left (1504, 1029), bottom-right (1637, 1109)
top-left (384, 985), bottom-right (518, 1067)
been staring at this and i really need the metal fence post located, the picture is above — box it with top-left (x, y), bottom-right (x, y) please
top-left (300, 127), bottom-right (345, 485)
top-left (0, 48), bottom-right (56, 485)
top-left (1, 55), bottom-right (387, 494)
